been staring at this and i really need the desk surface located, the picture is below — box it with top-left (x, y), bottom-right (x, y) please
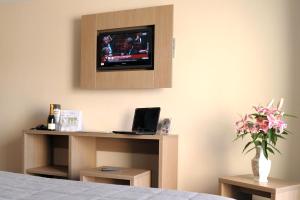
top-left (24, 129), bottom-right (177, 140)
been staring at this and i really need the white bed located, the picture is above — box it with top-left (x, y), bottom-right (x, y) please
top-left (0, 171), bottom-right (234, 200)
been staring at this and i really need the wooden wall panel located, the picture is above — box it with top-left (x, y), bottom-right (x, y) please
top-left (80, 14), bottom-right (97, 88)
top-left (80, 5), bottom-right (173, 89)
top-left (153, 5), bottom-right (173, 88)
top-left (95, 71), bottom-right (155, 89)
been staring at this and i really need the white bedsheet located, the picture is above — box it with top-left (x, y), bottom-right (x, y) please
top-left (0, 171), bottom-right (234, 200)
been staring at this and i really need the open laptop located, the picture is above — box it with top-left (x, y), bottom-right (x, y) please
top-left (113, 107), bottom-right (160, 135)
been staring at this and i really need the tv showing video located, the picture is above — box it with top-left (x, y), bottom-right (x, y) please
top-left (97, 26), bottom-right (154, 71)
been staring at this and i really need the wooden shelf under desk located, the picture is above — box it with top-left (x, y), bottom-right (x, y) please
top-left (26, 165), bottom-right (68, 178)
top-left (23, 130), bottom-right (178, 189)
top-left (80, 166), bottom-right (151, 187)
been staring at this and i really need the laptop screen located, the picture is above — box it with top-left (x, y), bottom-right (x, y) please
top-left (132, 107), bottom-right (161, 132)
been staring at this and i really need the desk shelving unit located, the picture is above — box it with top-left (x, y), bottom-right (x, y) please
top-left (23, 130), bottom-right (178, 189)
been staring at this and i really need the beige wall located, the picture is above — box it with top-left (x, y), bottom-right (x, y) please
top-left (0, 0), bottom-right (299, 195)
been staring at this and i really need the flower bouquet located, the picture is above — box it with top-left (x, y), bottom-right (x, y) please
top-left (235, 99), bottom-right (294, 182)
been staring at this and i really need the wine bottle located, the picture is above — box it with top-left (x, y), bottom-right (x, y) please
top-left (48, 104), bottom-right (56, 131)
top-left (53, 104), bottom-right (61, 130)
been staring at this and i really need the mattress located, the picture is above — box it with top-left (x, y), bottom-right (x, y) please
top-left (0, 171), bottom-right (234, 200)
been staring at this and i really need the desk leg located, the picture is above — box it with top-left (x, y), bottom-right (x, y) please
top-left (271, 190), bottom-right (300, 200)
top-left (219, 183), bottom-right (252, 200)
top-left (271, 193), bottom-right (280, 200)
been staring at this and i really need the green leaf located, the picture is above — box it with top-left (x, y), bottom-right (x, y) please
top-left (267, 143), bottom-right (281, 154)
top-left (244, 146), bottom-right (256, 154)
top-left (283, 114), bottom-right (298, 118)
top-left (284, 129), bottom-right (293, 135)
top-left (268, 129), bottom-right (277, 145)
top-left (233, 133), bottom-right (248, 142)
top-left (262, 140), bottom-right (268, 159)
top-left (251, 113), bottom-right (260, 117)
top-left (267, 147), bottom-right (275, 154)
top-left (275, 134), bottom-right (286, 140)
top-left (257, 134), bottom-right (263, 139)
top-left (252, 133), bottom-right (259, 141)
top-left (254, 140), bottom-right (262, 146)
top-left (242, 141), bottom-right (253, 153)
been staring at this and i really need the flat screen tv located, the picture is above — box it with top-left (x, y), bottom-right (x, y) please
top-left (97, 26), bottom-right (154, 71)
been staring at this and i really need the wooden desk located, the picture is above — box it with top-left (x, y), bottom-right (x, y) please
top-left (23, 130), bottom-right (178, 189)
top-left (219, 175), bottom-right (300, 200)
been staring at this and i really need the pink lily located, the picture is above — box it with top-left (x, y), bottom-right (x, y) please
top-left (236, 115), bottom-right (248, 133)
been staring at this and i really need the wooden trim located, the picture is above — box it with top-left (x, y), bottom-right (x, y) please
top-left (153, 5), bottom-right (173, 88)
top-left (80, 14), bottom-right (97, 88)
top-left (24, 129), bottom-right (177, 140)
top-left (159, 135), bottom-right (178, 189)
top-left (80, 167), bottom-right (150, 180)
top-left (69, 136), bottom-right (96, 180)
top-left (219, 175), bottom-right (300, 193)
top-left (96, 138), bottom-right (159, 154)
top-left (26, 165), bottom-right (68, 177)
top-left (219, 175), bottom-right (300, 200)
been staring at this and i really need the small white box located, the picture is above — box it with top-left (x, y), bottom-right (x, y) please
top-left (59, 110), bottom-right (82, 132)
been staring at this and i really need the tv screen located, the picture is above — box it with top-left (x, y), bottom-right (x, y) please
top-left (97, 26), bottom-right (154, 71)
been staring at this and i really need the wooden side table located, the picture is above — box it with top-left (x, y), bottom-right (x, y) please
top-left (80, 166), bottom-right (151, 187)
top-left (219, 175), bottom-right (300, 200)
